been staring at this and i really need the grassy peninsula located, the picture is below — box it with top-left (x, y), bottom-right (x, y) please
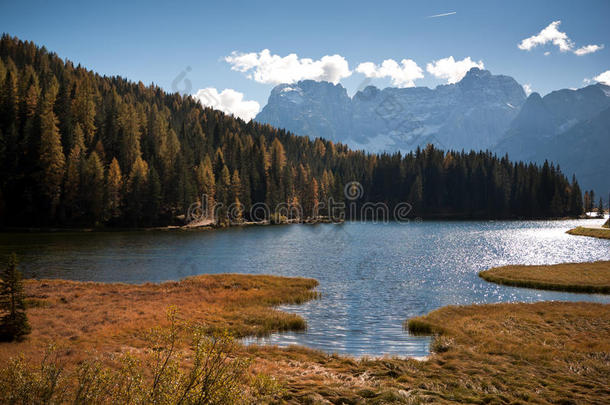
top-left (478, 261), bottom-right (610, 293)
top-left (567, 226), bottom-right (610, 239)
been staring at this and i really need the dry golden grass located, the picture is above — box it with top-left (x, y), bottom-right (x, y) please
top-left (242, 302), bottom-right (610, 404)
top-left (2, 276), bottom-right (610, 404)
top-left (0, 274), bottom-right (318, 365)
top-left (479, 261), bottom-right (610, 293)
top-left (567, 226), bottom-right (610, 239)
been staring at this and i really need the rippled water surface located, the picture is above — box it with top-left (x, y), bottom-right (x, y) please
top-left (1, 218), bottom-right (609, 357)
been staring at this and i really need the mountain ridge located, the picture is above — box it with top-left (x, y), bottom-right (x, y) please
top-left (256, 68), bottom-right (526, 152)
top-left (256, 71), bottom-right (609, 195)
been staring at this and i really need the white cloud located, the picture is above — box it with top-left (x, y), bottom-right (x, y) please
top-left (523, 84), bottom-right (533, 96)
top-left (544, 51), bottom-right (551, 56)
top-left (193, 88), bottom-right (260, 121)
top-left (224, 49), bottom-right (351, 85)
top-left (574, 44), bottom-right (604, 56)
top-left (355, 59), bottom-right (424, 88)
top-left (593, 70), bottom-right (610, 85)
top-left (518, 21), bottom-right (573, 52)
top-left (425, 56), bottom-right (484, 84)
top-left (518, 21), bottom-right (604, 55)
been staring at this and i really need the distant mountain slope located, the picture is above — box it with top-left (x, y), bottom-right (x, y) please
top-left (495, 84), bottom-right (610, 160)
top-left (495, 84), bottom-right (610, 194)
top-left (532, 106), bottom-right (610, 195)
top-left (256, 68), bottom-right (526, 152)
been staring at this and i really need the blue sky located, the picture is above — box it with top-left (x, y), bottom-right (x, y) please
top-left (1, 0), bottom-right (608, 119)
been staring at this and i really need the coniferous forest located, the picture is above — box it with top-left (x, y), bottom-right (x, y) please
top-left (0, 35), bottom-right (583, 227)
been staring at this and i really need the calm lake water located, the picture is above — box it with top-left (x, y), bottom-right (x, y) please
top-left (1, 218), bottom-right (609, 357)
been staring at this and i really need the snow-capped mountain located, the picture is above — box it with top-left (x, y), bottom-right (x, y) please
top-left (255, 68), bottom-right (527, 152)
top-left (256, 69), bottom-right (610, 194)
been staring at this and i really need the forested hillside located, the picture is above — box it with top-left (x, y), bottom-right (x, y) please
top-left (0, 35), bottom-right (582, 227)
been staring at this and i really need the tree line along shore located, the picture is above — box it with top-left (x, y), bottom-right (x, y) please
top-left (0, 34), bottom-right (588, 231)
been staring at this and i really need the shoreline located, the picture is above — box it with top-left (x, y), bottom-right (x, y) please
top-left (0, 215), bottom-right (596, 234)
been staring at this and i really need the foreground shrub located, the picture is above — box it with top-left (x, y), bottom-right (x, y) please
top-left (0, 309), bottom-right (281, 404)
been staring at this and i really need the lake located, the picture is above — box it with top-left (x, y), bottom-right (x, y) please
top-left (1, 218), bottom-right (609, 357)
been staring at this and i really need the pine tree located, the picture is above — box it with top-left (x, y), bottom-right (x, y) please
top-left (71, 76), bottom-right (97, 145)
top-left (215, 165), bottom-right (232, 225)
top-left (21, 76), bottom-right (40, 161)
top-left (550, 190), bottom-right (563, 218)
top-left (0, 253), bottom-right (30, 341)
top-left (597, 197), bottom-right (604, 218)
top-left (230, 169), bottom-right (243, 223)
top-left (194, 156), bottom-right (215, 220)
top-left (118, 102), bottom-right (141, 171)
top-left (407, 173), bottom-right (423, 215)
top-left (568, 176), bottom-right (583, 217)
top-left (266, 138), bottom-right (286, 209)
top-left (305, 177), bottom-right (319, 219)
top-left (145, 166), bottom-right (162, 225)
top-left (39, 78), bottom-right (65, 217)
top-left (82, 151), bottom-right (105, 222)
top-left (583, 191), bottom-right (591, 215)
top-left (64, 124), bottom-right (86, 220)
top-left (125, 156), bottom-right (149, 225)
top-left (105, 158), bottom-right (123, 220)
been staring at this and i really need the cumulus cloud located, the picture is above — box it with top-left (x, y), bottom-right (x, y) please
top-left (574, 44), bottom-right (604, 56)
top-left (519, 21), bottom-right (573, 52)
top-left (518, 21), bottom-right (603, 55)
top-left (593, 70), bottom-right (610, 85)
top-left (224, 49), bottom-right (351, 85)
top-left (523, 84), bottom-right (533, 96)
top-left (355, 59), bottom-right (424, 88)
top-left (426, 56), bottom-right (484, 84)
top-left (193, 88), bottom-right (260, 121)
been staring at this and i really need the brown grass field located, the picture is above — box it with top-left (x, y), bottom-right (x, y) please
top-left (566, 226), bottom-right (610, 239)
top-left (1, 276), bottom-right (609, 403)
top-left (246, 301), bottom-right (610, 404)
top-left (0, 274), bottom-right (318, 364)
top-left (479, 261), bottom-right (610, 293)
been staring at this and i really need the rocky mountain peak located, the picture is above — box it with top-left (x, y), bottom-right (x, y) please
top-left (256, 69), bottom-right (528, 151)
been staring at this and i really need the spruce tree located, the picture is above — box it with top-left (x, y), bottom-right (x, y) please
top-left (568, 176), bottom-right (583, 217)
top-left (230, 170), bottom-right (243, 223)
top-left (39, 78), bottom-right (65, 217)
top-left (82, 151), bottom-right (105, 222)
top-left (0, 253), bottom-right (30, 341)
top-left (125, 156), bottom-right (149, 225)
top-left (145, 166), bottom-right (162, 225)
top-left (105, 158), bottom-right (123, 220)
top-left (64, 124), bottom-right (86, 220)
top-left (597, 198), bottom-right (604, 218)
top-left (216, 165), bottom-right (231, 225)
top-left (583, 191), bottom-right (591, 214)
